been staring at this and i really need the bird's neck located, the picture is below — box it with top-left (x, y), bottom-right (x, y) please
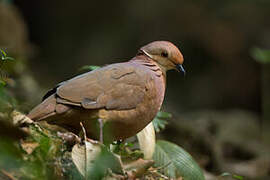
top-left (130, 55), bottom-right (167, 79)
top-left (131, 55), bottom-right (166, 111)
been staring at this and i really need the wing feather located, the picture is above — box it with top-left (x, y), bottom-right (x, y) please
top-left (54, 63), bottom-right (147, 110)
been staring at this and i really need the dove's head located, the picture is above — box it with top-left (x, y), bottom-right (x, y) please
top-left (139, 41), bottom-right (185, 74)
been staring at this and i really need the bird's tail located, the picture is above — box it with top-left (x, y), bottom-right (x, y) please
top-left (27, 95), bottom-right (57, 121)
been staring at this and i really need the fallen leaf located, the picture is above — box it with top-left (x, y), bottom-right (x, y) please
top-left (137, 122), bottom-right (155, 160)
top-left (124, 158), bottom-right (154, 179)
top-left (10, 110), bottom-right (33, 125)
top-left (71, 140), bottom-right (102, 177)
top-left (20, 141), bottom-right (39, 154)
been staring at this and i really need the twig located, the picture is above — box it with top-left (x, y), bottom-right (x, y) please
top-left (79, 122), bottom-right (88, 180)
top-left (154, 161), bottom-right (172, 171)
top-left (0, 169), bottom-right (17, 180)
top-left (79, 122), bottom-right (87, 141)
top-left (149, 170), bottom-right (170, 180)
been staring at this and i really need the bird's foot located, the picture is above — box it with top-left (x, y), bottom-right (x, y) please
top-left (57, 131), bottom-right (80, 146)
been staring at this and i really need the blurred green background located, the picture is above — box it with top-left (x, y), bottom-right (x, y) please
top-left (16, 0), bottom-right (267, 111)
top-left (1, 0), bottom-right (270, 179)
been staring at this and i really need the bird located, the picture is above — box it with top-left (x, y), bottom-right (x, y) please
top-left (27, 41), bottom-right (185, 143)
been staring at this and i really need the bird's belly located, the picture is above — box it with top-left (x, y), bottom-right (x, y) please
top-left (99, 78), bottom-right (165, 141)
top-left (45, 94), bottom-right (162, 142)
top-left (99, 97), bottom-right (161, 140)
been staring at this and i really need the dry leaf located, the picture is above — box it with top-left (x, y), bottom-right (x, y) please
top-left (137, 122), bottom-right (155, 159)
top-left (71, 140), bottom-right (102, 177)
top-left (11, 110), bottom-right (33, 125)
top-left (20, 141), bottom-right (39, 154)
top-left (124, 158), bottom-right (154, 179)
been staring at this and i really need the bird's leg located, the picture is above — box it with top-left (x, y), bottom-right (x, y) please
top-left (98, 118), bottom-right (104, 144)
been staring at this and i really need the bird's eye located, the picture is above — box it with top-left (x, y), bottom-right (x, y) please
top-left (161, 52), bottom-right (168, 57)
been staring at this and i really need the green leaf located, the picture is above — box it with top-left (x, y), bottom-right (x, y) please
top-left (0, 49), bottom-right (7, 58)
top-left (152, 118), bottom-right (168, 133)
top-left (0, 137), bottom-right (22, 171)
top-left (152, 111), bottom-right (171, 132)
top-left (220, 172), bottom-right (231, 177)
top-left (233, 175), bottom-right (244, 180)
top-left (80, 65), bottom-right (100, 71)
top-left (20, 124), bottom-right (64, 179)
top-left (153, 140), bottom-right (205, 180)
top-left (251, 47), bottom-right (270, 64)
top-left (220, 172), bottom-right (244, 180)
top-left (156, 111), bottom-right (172, 119)
top-left (1, 49), bottom-right (14, 61)
top-left (3, 56), bottom-right (15, 61)
top-left (88, 146), bottom-right (123, 180)
top-left (0, 79), bottom-right (6, 86)
top-left (0, 83), bottom-right (17, 111)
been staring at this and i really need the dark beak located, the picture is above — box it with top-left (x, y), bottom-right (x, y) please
top-left (176, 64), bottom-right (186, 75)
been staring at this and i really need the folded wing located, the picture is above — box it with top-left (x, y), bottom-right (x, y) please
top-left (55, 63), bottom-right (146, 110)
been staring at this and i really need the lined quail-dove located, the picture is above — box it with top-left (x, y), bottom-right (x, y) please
top-left (28, 41), bottom-right (185, 143)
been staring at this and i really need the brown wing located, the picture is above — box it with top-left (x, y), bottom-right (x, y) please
top-left (55, 63), bottom-right (147, 110)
